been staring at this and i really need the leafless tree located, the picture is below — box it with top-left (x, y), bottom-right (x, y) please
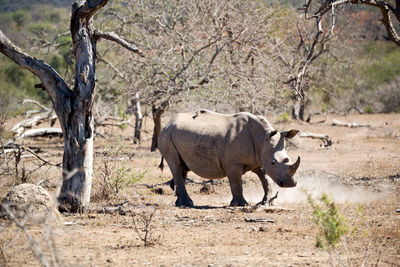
top-left (99, 0), bottom-right (296, 147)
top-left (301, 0), bottom-right (400, 47)
top-left (290, 0), bottom-right (400, 117)
top-left (0, 0), bottom-right (142, 212)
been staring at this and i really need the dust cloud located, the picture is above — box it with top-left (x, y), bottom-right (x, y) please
top-left (246, 172), bottom-right (385, 205)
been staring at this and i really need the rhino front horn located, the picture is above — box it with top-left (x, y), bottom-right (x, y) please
top-left (290, 156), bottom-right (301, 174)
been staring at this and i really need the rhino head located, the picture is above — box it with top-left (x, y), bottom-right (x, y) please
top-left (262, 129), bottom-right (300, 187)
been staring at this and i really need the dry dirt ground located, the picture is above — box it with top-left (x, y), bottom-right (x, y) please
top-left (1, 113), bottom-right (399, 266)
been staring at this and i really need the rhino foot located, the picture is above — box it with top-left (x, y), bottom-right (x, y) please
top-left (256, 196), bottom-right (268, 206)
top-left (230, 198), bottom-right (248, 207)
top-left (175, 196), bottom-right (194, 208)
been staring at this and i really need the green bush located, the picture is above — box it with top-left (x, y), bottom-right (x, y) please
top-left (306, 192), bottom-right (350, 250)
top-left (11, 9), bottom-right (31, 28)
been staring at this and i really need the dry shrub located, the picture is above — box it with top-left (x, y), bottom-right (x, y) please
top-left (92, 141), bottom-right (145, 202)
top-left (132, 207), bottom-right (160, 247)
top-left (374, 76), bottom-right (400, 113)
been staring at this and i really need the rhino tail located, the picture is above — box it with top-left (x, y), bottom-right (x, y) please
top-left (158, 157), bottom-right (164, 171)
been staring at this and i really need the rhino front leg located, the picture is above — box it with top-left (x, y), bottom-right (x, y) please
top-left (253, 168), bottom-right (275, 206)
top-left (227, 167), bottom-right (248, 206)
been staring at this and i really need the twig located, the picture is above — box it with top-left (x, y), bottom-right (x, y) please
top-left (22, 99), bottom-right (50, 113)
top-left (2, 205), bottom-right (50, 267)
top-left (1, 143), bottom-right (61, 167)
top-left (267, 191), bottom-right (279, 205)
top-left (0, 246), bottom-right (7, 266)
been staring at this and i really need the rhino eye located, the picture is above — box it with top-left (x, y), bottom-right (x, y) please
top-left (271, 159), bottom-right (277, 165)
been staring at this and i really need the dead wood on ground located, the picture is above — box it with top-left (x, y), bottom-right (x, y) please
top-left (332, 119), bottom-right (371, 128)
top-left (299, 132), bottom-right (332, 147)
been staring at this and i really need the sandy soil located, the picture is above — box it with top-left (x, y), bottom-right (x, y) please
top-left (0, 113), bottom-right (399, 266)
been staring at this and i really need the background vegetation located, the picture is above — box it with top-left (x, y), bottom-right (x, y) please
top-left (0, 0), bottom-right (399, 119)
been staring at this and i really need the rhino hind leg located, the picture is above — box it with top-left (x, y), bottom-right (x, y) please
top-left (168, 167), bottom-right (189, 191)
top-left (163, 151), bottom-right (194, 207)
top-left (175, 194), bottom-right (194, 207)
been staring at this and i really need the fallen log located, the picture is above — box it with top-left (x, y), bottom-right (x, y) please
top-left (17, 128), bottom-right (63, 139)
top-left (244, 217), bottom-right (276, 223)
top-left (299, 132), bottom-right (332, 147)
top-left (332, 119), bottom-right (370, 128)
top-left (1, 146), bottom-right (41, 154)
top-left (12, 110), bottom-right (57, 137)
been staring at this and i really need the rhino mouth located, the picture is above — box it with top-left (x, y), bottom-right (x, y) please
top-left (278, 180), bottom-right (297, 187)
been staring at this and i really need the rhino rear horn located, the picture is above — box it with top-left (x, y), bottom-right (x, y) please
top-left (290, 156), bottom-right (301, 175)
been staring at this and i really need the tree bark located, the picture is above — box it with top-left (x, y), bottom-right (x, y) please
top-left (57, 0), bottom-right (108, 213)
top-left (150, 105), bottom-right (164, 152)
top-left (291, 93), bottom-right (307, 121)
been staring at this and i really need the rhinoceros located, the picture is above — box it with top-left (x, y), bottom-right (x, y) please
top-left (157, 109), bottom-right (300, 207)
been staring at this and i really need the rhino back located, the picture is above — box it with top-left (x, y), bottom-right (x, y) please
top-left (167, 112), bottom-right (260, 178)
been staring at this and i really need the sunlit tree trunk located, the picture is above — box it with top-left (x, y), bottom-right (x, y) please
top-left (133, 92), bottom-right (143, 144)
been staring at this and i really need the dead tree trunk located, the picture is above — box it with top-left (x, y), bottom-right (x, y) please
top-left (150, 105), bottom-right (165, 152)
top-left (56, 1), bottom-right (103, 212)
top-left (133, 92), bottom-right (143, 144)
top-left (291, 95), bottom-right (306, 121)
top-left (0, 0), bottom-right (142, 213)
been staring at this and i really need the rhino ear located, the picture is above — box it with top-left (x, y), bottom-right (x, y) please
top-left (268, 130), bottom-right (277, 139)
top-left (282, 129), bottom-right (299, 139)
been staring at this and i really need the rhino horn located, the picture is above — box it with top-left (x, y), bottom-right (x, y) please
top-left (289, 156), bottom-right (301, 175)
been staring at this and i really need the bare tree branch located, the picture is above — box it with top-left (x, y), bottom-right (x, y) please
top-left (94, 30), bottom-right (144, 57)
top-left (97, 55), bottom-right (130, 82)
top-left (0, 30), bottom-right (74, 105)
top-left (22, 99), bottom-right (50, 113)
